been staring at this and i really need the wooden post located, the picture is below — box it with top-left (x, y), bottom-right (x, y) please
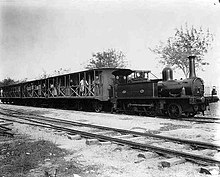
top-left (79, 73), bottom-right (81, 96)
top-left (88, 73), bottom-right (91, 96)
top-left (94, 70), bottom-right (96, 96)
top-left (64, 76), bottom-right (66, 96)
top-left (84, 72), bottom-right (87, 95)
top-left (48, 79), bottom-right (49, 97)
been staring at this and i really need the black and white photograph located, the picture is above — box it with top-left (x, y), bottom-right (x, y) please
top-left (0, 0), bottom-right (220, 176)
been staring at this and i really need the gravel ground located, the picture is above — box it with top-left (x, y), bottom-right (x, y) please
top-left (1, 103), bottom-right (220, 177)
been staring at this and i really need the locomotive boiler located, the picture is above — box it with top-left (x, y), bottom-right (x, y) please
top-left (158, 56), bottom-right (204, 98)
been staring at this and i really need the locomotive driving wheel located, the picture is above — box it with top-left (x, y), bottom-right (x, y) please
top-left (144, 107), bottom-right (156, 117)
top-left (122, 102), bottom-right (133, 114)
top-left (168, 103), bottom-right (182, 118)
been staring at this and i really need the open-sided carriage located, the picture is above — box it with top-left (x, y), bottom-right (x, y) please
top-left (0, 68), bottom-right (117, 112)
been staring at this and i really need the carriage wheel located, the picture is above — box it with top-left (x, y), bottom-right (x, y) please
top-left (77, 101), bottom-right (83, 111)
top-left (149, 108), bottom-right (156, 117)
top-left (185, 112), bottom-right (196, 118)
top-left (168, 103), bottom-right (182, 118)
top-left (93, 101), bottom-right (103, 113)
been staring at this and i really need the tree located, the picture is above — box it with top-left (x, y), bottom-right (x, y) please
top-left (39, 68), bottom-right (71, 79)
top-left (0, 77), bottom-right (17, 87)
top-left (150, 24), bottom-right (214, 78)
top-left (39, 69), bottom-right (49, 79)
top-left (85, 49), bottom-right (127, 69)
top-left (52, 68), bottom-right (71, 76)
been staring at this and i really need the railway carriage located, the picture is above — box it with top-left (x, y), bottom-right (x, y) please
top-left (0, 68), bottom-right (117, 112)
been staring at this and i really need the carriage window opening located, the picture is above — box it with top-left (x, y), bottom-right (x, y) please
top-left (145, 73), bottom-right (149, 79)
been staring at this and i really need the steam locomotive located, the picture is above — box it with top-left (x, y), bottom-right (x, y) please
top-left (112, 56), bottom-right (218, 118)
top-left (0, 56), bottom-right (218, 118)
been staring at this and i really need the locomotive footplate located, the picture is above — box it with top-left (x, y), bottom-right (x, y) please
top-left (128, 103), bottom-right (154, 107)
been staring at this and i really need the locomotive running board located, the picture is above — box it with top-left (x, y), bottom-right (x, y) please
top-left (128, 103), bottom-right (154, 107)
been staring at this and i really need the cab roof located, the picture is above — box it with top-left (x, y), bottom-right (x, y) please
top-left (112, 69), bottom-right (151, 76)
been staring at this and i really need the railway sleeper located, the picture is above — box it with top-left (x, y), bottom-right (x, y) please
top-left (98, 141), bottom-right (112, 146)
top-left (199, 166), bottom-right (220, 175)
top-left (85, 138), bottom-right (100, 145)
top-left (67, 134), bottom-right (81, 140)
top-left (159, 157), bottom-right (186, 168)
top-left (137, 152), bottom-right (159, 159)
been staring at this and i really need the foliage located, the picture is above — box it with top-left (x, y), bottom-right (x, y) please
top-left (150, 24), bottom-right (214, 77)
top-left (85, 49), bottom-right (127, 69)
top-left (52, 68), bottom-right (71, 76)
top-left (0, 77), bottom-right (17, 87)
top-left (39, 68), bottom-right (71, 79)
top-left (0, 68), bottom-right (71, 86)
top-left (39, 69), bottom-right (48, 79)
top-left (18, 78), bottom-right (28, 83)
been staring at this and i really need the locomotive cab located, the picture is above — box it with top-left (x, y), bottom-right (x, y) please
top-left (111, 69), bottom-right (159, 114)
top-left (113, 69), bottom-right (133, 84)
top-left (112, 69), bottom-right (158, 98)
top-left (112, 69), bottom-right (152, 84)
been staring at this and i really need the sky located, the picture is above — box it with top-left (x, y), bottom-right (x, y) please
top-left (0, 0), bottom-right (220, 88)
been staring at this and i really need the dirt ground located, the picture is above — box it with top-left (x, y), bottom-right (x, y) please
top-left (1, 103), bottom-right (220, 177)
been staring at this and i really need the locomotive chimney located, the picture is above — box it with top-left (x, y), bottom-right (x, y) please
top-left (188, 56), bottom-right (196, 78)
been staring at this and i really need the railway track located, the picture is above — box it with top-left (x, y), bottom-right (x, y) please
top-left (1, 108), bottom-right (220, 150)
top-left (0, 107), bottom-right (220, 166)
top-left (158, 115), bottom-right (220, 124)
top-left (2, 104), bottom-right (220, 124)
top-left (0, 121), bottom-right (14, 137)
top-left (195, 116), bottom-right (220, 121)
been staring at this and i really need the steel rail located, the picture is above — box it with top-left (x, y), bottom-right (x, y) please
top-left (180, 119), bottom-right (220, 124)
top-left (195, 116), bottom-right (220, 120)
top-left (155, 115), bottom-right (220, 124)
top-left (0, 127), bottom-right (14, 137)
top-left (0, 131), bottom-right (14, 137)
top-left (0, 115), bottom-right (219, 165)
top-left (0, 110), bottom-right (219, 150)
